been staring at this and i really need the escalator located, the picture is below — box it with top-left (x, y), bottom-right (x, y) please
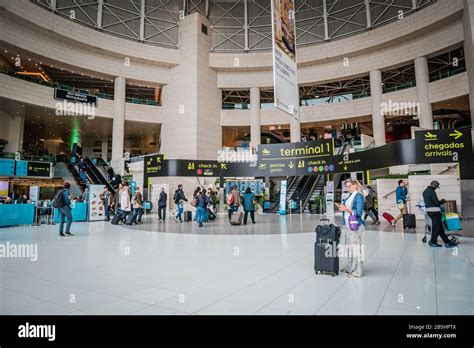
top-left (54, 155), bottom-right (86, 197)
top-left (83, 157), bottom-right (115, 195)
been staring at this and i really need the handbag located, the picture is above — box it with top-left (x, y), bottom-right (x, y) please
top-left (348, 213), bottom-right (360, 231)
top-left (190, 198), bottom-right (198, 207)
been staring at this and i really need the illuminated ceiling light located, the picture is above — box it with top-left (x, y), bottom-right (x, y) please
top-left (4, 50), bottom-right (7, 53)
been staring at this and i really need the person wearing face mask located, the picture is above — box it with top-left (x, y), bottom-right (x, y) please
top-left (336, 178), bottom-right (365, 278)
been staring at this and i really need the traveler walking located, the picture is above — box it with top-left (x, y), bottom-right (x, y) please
top-left (392, 180), bottom-right (408, 227)
top-left (100, 187), bottom-right (113, 221)
top-left (120, 184), bottom-right (132, 222)
top-left (131, 187), bottom-right (144, 224)
top-left (242, 187), bottom-right (257, 225)
top-left (363, 186), bottom-right (379, 224)
top-left (173, 184), bottom-right (187, 223)
top-left (423, 181), bottom-right (457, 248)
top-left (195, 190), bottom-right (210, 228)
top-left (158, 188), bottom-right (167, 221)
top-left (227, 185), bottom-right (241, 220)
top-left (53, 182), bottom-right (74, 237)
top-left (336, 178), bottom-right (365, 278)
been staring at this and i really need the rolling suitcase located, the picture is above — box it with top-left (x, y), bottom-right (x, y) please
top-left (230, 211), bottom-right (243, 225)
top-left (383, 212), bottom-right (394, 223)
top-left (111, 211), bottom-right (123, 225)
top-left (184, 211), bottom-right (192, 222)
top-left (403, 203), bottom-right (416, 230)
top-left (125, 212), bottom-right (135, 225)
top-left (403, 214), bottom-right (416, 229)
top-left (314, 241), bottom-right (339, 276)
top-left (207, 208), bottom-right (216, 221)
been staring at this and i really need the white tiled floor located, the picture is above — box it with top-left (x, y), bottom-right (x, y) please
top-left (0, 214), bottom-right (473, 315)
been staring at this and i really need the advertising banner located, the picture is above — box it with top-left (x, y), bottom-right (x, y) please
top-left (88, 184), bottom-right (105, 221)
top-left (279, 180), bottom-right (288, 215)
top-left (0, 181), bottom-right (9, 199)
top-left (271, 0), bottom-right (299, 119)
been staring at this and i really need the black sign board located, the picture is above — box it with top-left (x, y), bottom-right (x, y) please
top-left (54, 88), bottom-right (98, 106)
top-left (257, 139), bottom-right (334, 176)
top-left (144, 154), bottom-right (164, 176)
top-left (415, 129), bottom-right (472, 164)
top-left (27, 161), bottom-right (51, 177)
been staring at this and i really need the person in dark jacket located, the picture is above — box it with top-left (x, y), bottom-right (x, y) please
top-left (131, 187), bottom-right (144, 224)
top-left (158, 188), bottom-right (167, 221)
top-left (58, 182), bottom-right (73, 237)
top-left (195, 190), bottom-right (209, 228)
top-left (242, 187), bottom-right (257, 225)
top-left (173, 185), bottom-right (187, 223)
top-left (423, 181), bottom-right (456, 248)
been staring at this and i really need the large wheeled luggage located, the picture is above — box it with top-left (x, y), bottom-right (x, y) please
top-left (184, 211), bottom-right (192, 222)
top-left (383, 212), bottom-right (394, 224)
top-left (314, 241), bottom-right (339, 276)
top-left (125, 212), bottom-right (135, 225)
top-left (111, 211), bottom-right (123, 225)
top-left (230, 211), bottom-right (243, 225)
top-left (207, 208), bottom-right (216, 221)
top-left (403, 214), bottom-right (416, 229)
top-left (314, 219), bottom-right (340, 276)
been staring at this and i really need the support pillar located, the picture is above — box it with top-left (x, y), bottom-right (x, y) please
top-left (414, 56), bottom-right (434, 129)
top-left (250, 87), bottom-right (261, 150)
top-left (463, 0), bottom-right (474, 143)
top-left (112, 76), bottom-right (125, 172)
top-left (369, 69), bottom-right (386, 145)
top-left (5, 113), bottom-right (24, 153)
top-left (101, 140), bottom-right (108, 161)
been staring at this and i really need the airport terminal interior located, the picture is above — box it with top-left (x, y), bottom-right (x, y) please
top-left (0, 0), bottom-right (474, 316)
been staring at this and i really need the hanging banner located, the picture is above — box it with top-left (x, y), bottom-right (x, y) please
top-left (279, 179), bottom-right (288, 215)
top-left (88, 184), bottom-right (105, 221)
top-left (271, 0), bottom-right (299, 119)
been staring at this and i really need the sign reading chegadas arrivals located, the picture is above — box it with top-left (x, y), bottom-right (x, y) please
top-left (415, 129), bottom-right (472, 164)
top-left (271, 0), bottom-right (299, 119)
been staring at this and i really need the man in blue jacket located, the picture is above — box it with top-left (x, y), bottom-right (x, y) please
top-left (392, 180), bottom-right (408, 227)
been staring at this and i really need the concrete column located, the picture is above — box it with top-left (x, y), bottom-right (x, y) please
top-left (414, 57), bottom-right (434, 129)
top-left (101, 141), bottom-right (108, 161)
top-left (463, 0), bottom-right (474, 142)
top-left (290, 117), bottom-right (301, 143)
top-left (250, 86), bottom-right (261, 149)
top-left (112, 76), bottom-right (125, 162)
top-left (4, 113), bottom-right (24, 153)
top-left (369, 69), bottom-right (386, 145)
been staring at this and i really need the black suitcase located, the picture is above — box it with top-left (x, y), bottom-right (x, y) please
top-left (315, 219), bottom-right (341, 243)
top-left (111, 211), bottom-right (123, 225)
top-left (184, 211), bottom-right (192, 222)
top-left (207, 208), bottom-right (216, 221)
top-left (314, 241), bottom-right (339, 276)
top-left (403, 214), bottom-right (416, 229)
top-left (125, 213), bottom-right (135, 225)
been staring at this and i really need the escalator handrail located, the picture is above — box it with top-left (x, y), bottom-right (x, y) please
top-left (84, 158), bottom-right (115, 195)
top-left (302, 175), bottom-right (322, 211)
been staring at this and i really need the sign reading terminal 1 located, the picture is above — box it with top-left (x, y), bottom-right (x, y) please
top-left (415, 129), bottom-right (472, 164)
top-left (257, 139), bottom-right (334, 176)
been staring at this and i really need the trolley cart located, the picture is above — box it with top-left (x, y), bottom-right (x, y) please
top-left (421, 212), bottom-right (463, 244)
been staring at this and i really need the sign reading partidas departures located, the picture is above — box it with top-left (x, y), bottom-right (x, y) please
top-left (271, 0), bottom-right (299, 119)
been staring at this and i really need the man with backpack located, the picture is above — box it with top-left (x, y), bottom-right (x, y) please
top-left (53, 182), bottom-right (74, 237)
top-left (173, 184), bottom-right (187, 223)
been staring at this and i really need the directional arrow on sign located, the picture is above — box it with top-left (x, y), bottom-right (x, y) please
top-left (449, 129), bottom-right (463, 140)
top-left (288, 161), bottom-right (295, 169)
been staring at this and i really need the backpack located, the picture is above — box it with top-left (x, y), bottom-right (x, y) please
top-left (348, 213), bottom-right (360, 231)
top-left (52, 189), bottom-right (66, 208)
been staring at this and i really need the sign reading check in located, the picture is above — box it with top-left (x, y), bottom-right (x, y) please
top-left (415, 129), bottom-right (472, 164)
